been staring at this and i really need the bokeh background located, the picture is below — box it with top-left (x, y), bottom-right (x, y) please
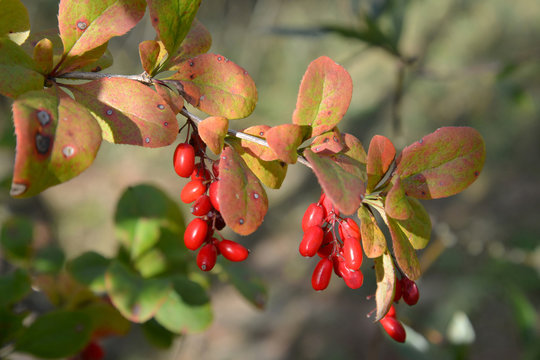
top-left (1, 0), bottom-right (539, 359)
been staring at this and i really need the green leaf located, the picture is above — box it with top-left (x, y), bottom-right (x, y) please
top-left (198, 116), bottom-right (228, 155)
top-left (266, 124), bottom-right (304, 164)
top-left (0, 216), bottom-right (34, 263)
top-left (78, 47), bottom-right (113, 72)
top-left (358, 205), bottom-right (386, 258)
top-left (67, 251), bottom-right (111, 292)
top-left (384, 177), bottom-right (413, 220)
top-left (141, 319), bottom-right (176, 349)
top-left (304, 149), bottom-right (365, 215)
top-left (0, 0), bottom-right (30, 45)
top-left (69, 78), bottom-right (178, 147)
top-left (81, 302), bottom-right (131, 338)
top-left (310, 128), bottom-right (345, 154)
top-left (32, 38), bottom-right (53, 74)
top-left (147, 0), bottom-right (201, 58)
top-left (139, 40), bottom-right (166, 75)
top-left (0, 37), bottom-right (43, 98)
top-left (218, 146), bottom-right (268, 235)
top-left (292, 56), bottom-right (352, 138)
top-left (154, 276), bottom-right (212, 334)
top-left (220, 261), bottom-right (268, 309)
top-left (342, 133), bottom-right (367, 164)
top-left (373, 251), bottom-right (395, 321)
top-left (392, 198), bottom-right (431, 250)
top-left (130, 218), bottom-right (161, 260)
top-left (10, 87), bottom-right (102, 198)
top-left (135, 248), bottom-right (168, 278)
top-left (387, 218), bottom-right (421, 280)
top-left (0, 307), bottom-right (25, 346)
top-left (0, 269), bottom-right (31, 307)
top-left (33, 245), bottom-right (65, 274)
top-left (105, 260), bottom-right (171, 323)
top-left (240, 125), bottom-right (278, 162)
top-left (330, 153), bottom-right (367, 183)
top-left (58, 0), bottom-right (146, 65)
top-left (15, 310), bottom-right (93, 359)
top-left (167, 19), bottom-right (212, 69)
top-left (396, 127), bottom-right (486, 199)
top-left (168, 53), bottom-right (258, 119)
top-left (366, 135), bottom-right (395, 192)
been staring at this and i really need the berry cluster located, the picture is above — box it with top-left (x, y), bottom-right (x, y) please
top-left (173, 129), bottom-right (249, 271)
top-left (300, 193), bottom-right (364, 291)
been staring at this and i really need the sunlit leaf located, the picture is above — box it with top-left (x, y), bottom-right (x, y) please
top-left (240, 125), bottom-right (278, 161)
top-left (292, 56), bottom-right (352, 137)
top-left (396, 127), bottom-right (486, 199)
top-left (358, 205), bottom-right (386, 258)
top-left (198, 116), bottom-right (228, 155)
top-left (0, 37), bottom-right (43, 98)
top-left (388, 218), bottom-right (421, 280)
top-left (373, 251), bottom-right (395, 321)
top-left (69, 78), bottom-right (178, 147)
top-left (154, 83), bottom-right (184, 114)
top-left (32, 38), bottom-right (53, 74)
top-left (78, 48), bottom-right (113, 72)
top-left (330, 154), bottom-right (367, 183)
top-left (366, 135), bottom-right (395, 192)
top-left (218, 146), bottom-right (268, 235)
top-left (392, 198), bottom-right (431, 250)
top-left (0, 0), bottom-right (30, 45)
top-left (342, 133), bottom-right (367, 164)
top-left (310, 127), bottom-right (345, 154)
top-left (139, 40), bottom-right (166, 75)
top-left (168, 53), bottom-right (257, 119)
top-left (384, 177), bottom-right (413, 220)
top-left (167, 19), bottom-right (212, 69)
top-left (304, 149), bottom-right (364, 215)
top-left (266, 124), bottom-right (304, 164)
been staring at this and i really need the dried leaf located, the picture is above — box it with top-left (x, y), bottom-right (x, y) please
top-left (373, 251), bottom-right (395, 321)
top-left (358, 205), bottom-right (386, 258)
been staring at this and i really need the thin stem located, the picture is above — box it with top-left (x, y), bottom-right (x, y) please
top-left (55, 71), bottom-right (153, 85)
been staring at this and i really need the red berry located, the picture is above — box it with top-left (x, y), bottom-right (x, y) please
top-left (320, 192), bottom-right (339, 217)
top-left (191, 166), bottom-right (211, 181)
top-left (401, 278), bottom-right (419, 306)
top-left (197, 243), bottom-right (217, 271)
top-left (302, 203), bottom-right (325, 232)
top-left (80, 341), bottom-right (104, 360)
top-left (212, 160), bottom-right (220, 177)
top-left (184, 218), bottom-right (208, 250)
top-left (342, 236), bottom-right (363, 270)
top-left (394, 276), bottom-right (402, 302)
top-left (173, 143), bottom-right (195, 178)
top-left (380, 315), bottom-right (406, 343)
top-left (218, 239), bottom-right (249, 262)
top-left (181, 180), bottom-right (206, 203)
top-left (386, 304), bottom-right (396, 318)
top-left (299, 226), bottom-right (324, 257)
top-left (339, 218), bottom-right (360, 240)
top-left (317, 231), bottom-right (334, 258)
top-left (208, 181), bottom-right (220, 211)
top-left (191, 195), bottom-right (213, 216)
top-left (337, 259), bottom-right (364, 289)
top-left (312, 257), bottom-right (333, 291)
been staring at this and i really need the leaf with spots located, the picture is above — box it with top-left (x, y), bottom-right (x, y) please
top-left (230, 139), bottom-right (287, 189)
top-left (218, 146), bottom-right (268, 235)
top-left (373, 251), bottom-right (395, 322)
top-left (198, 116), bottom-right (228, 155)
top-left (68, 78), bottom-right (178, 147)
top-left (292, 56), bottom-right (352, 138)
top-left (388, 218), bottom-right (421, 280)
top-left (342, 133), bottom-right (367, 164)
top-left (0, 37), bottom-right (43, 98)
top-left (240, 125), bottom-right (278, 162)
top-left (366, 135), bottom-right (395, 192)
top-left (396, 127), bottom-right (486, 199)
top-left (154, 83), bottom-right (184, 114)
top-left (57, 0), bottom-right (146, 69)
top-left (105, 260), bottom-right (171, 323)
top-left (358, 205), bottom-right (386, 258)
top-left (139, 40), bottom-right (166, 75)
top-left (0, 0), bottom-right (30, 45)
top-left (167, 53), bottom-right (257, 119)
top-left (167, 19), bottom-right (212, 69)
top-left (11, 88), bottom-right (102, 198)
top-left (147, 0), bottom-right (201, 59)
top-left (310, 127), bottom-right (345, 154)
top-left (265, 124), bottom-right (304, 164)
top-left (304, 149), bottom-right (365, 215)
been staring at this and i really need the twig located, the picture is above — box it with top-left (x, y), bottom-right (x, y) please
top-left (56, 71), bottom-right (153, 85)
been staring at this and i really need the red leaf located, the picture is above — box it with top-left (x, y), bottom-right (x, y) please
top-left (198, 116), bottom-right (228, 155)
top-left (167, 19), bottom-right (212, 69)
top-left (218, 146), bottom-right (268, 235)
top-left (139, 40), bottom-right (166, 75)
top-left (154, 83), bottom-right (183, 114)
top-left (310, 128), bottom-right (345, 154)
top-left (68, 78), bottom-right (178, 147)
top-left (292, 56), bottom-right (352, 138)
top-left (168, 53), bottom-right (257, 119)
top-left (396, 127), bottom-right (486, 199)
top-left (266, 124), bottom-right (304, 164)
top-left (342, 133), bottom-right (367, 164)
top-left (366, 135), bottom-right (396, 192)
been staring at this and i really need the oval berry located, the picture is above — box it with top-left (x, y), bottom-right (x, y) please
top-left (192, 195), bottom-right (213, 216)
top-left (302, 203), bottom-right (325, 232)
top-left (342, 236), bottom-right (363, 270)
top-left (320, 192), bottom-right (339, 217)
top-left (208, 181), bottom-right (220, 211)
top-left (80, 341), bottom-right (105, 360)
top-left (338, 260), bottom-right (364, 289)
top-left (380, 315), bottom-right (406, 343)
top-left (173, 143), bottom-right (195, 178)
top-left (312, 257), bottom-right (333, 291)
top-left (212, 160), bottom-right (220, 177)
top-left (197, 243), bottom-right (217, 271)
top-left (191, 166), bottom-right (211, 181)
top-left (299, 226), bottom-right (324, 257)
top-left (317, 231), bottom-right (334, 258)
top-left (386, 304), bottom-right (396, 318)
top-left (181, 180), bottom-right (206, 203)
top-left (218, 239), bottom-right (249, 262)
top-left (339, 218), bottom-right (360, 240)
top-left (394, 276), bottom-right (402, 302)
top-left (401, 278), bottom-right (420, 306)
top-left (184, 218), bottom-right (209, 250)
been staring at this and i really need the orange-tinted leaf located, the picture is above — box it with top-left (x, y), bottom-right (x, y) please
top-left (310, 128), bottom-right (345, 154)
top-left (60, 42), bottom-right (109, 74)
top-left (21, 29), bottom-right (63, 70)
top-left (198, 116), bottom-right (228, 155)
top-left (218, 146), bottom-right (268, 235)
top-left (292, 56), bottom-right (352, 137)
top-left (331, 154), bottom-right (367, 182)
top-left (374, 251), bottom-right (395, 321)
top-left (167, 19), bottom-right (212, 69)
top-left (154, 83), bottom-right (183, 114)
top-left (342, 133), bottom-right (367, 164)
top-left (385, 177), bottom-right (413, 220)
top-left (68, 78), bottom-right (178, 147)
top-left (366, 135), bottom-right (396, 192)
top-left (358, 205), bottom-right (386, 258)
top-left (393, 198), bottom-right (431, 250)
top-left (0, 0), bottom-right (30, 45)
top-left (147, 0), bottom-right (201, 58)
top-left (32, 38), bottom-right (53, 74)
top-left (168, 53), bottom-right (257, 119)
top-left (266, 124), bottom-right (303, 164)
top-left (11, 88), bottom-right (102, 198)
top-left (388, 218), bottom-right (421, 280)
top-left (240, 125), bottom-right (278, 161)
top-left (0, 37), bottom-right (43, 98)
top-left (78, 48), bottom-right (113, 72)
top-left (139, 40), bottom-right (166, 75)
top-left (304, 149), bottom-right (365, 215)
top-left (396, 127), bottom-right (486, 199)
